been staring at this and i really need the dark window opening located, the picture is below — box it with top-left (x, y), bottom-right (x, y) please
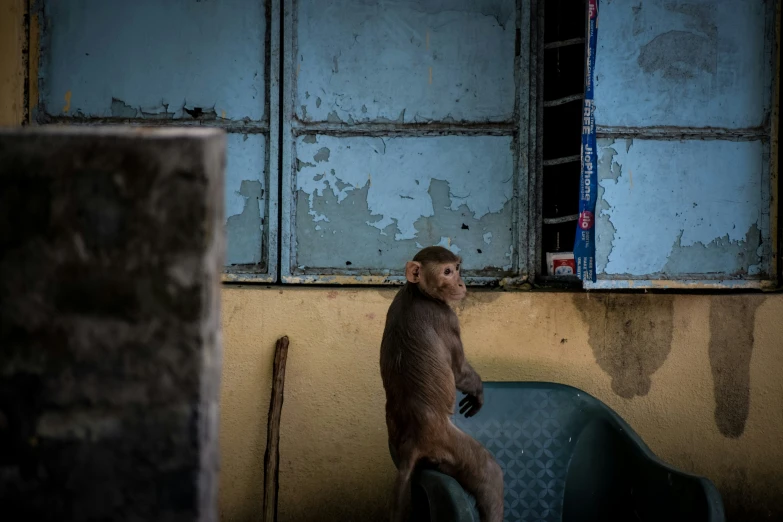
top-left (540, 0), bottom-right (587, 276)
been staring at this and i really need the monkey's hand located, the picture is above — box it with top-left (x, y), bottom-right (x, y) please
top-left (458, 391), bottom-right (483, 418)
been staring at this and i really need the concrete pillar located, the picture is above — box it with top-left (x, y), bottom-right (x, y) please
top-left (0, 127), bottom-right (225, 522)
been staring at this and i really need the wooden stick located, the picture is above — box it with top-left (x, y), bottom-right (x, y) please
top-left (262, 336), bottom-right (289, 522)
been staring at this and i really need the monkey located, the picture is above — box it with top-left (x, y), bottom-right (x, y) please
top-left (380, 246), bottom-right (504, 522)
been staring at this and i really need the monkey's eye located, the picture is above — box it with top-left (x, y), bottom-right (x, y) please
top-left (444, 268), bottom-right (452, 275)
top-left (456, 264), bottom-right (460, 272)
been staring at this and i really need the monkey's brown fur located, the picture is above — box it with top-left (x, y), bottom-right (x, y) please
top-left (380, 246), bottom-right (504, 522)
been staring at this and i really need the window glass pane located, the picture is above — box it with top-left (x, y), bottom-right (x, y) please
top-left (594, 0), bottom-right (770, 128)
top-left (42, 0), bottom-right (266, 121)
top-left (595, 139), bottom-right (770, 278)
top-left (294, 135), bottom-right (515, 273)
top-left (295, 0), bottom-right (516, 123)
top-left (225, 134), bottom-right (267, 267)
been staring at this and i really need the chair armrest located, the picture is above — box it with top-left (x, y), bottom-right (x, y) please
top-left (564, 419), bottom-right (725, 522)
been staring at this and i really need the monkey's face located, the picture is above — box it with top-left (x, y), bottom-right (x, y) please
top-left (406, 259), bottom-right (466, 303)
top-left (405, 246), bottom-right (467, 303)
top-left (430, 260), bottom-right (466, 303)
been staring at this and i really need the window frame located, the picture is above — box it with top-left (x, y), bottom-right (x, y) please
top-left (279, 0), bottom-right (535, 286)
top-left (29, 0), bottom-right (281, 284)
top-left (583, 0), bottom-right (780, 291)
top-left (26, 0), bottom-right (781, 290)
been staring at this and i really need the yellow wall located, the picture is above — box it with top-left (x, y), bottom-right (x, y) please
top-left (220, 288), bottom-right (783, 521)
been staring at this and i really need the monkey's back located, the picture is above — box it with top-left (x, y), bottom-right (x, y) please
top-left (380, 284), bottom-right (458, 439)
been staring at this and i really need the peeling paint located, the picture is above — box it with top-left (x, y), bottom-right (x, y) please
top-left (293, 133), bottom-right (513, 272)
top-left (226, 180), bottom-right (263, 266)
top-left (140, 102), bottom-right (174, 120)
top-left (594, 184), bottom-right (617, 274)
top-left (295, 178), bottom-right (513, 272)
top-left (42, 0), bottom-right (266, 120)
top-left (663, 224), bottom-right (762, 276)
top-left (296, 135), bottom-right (512, 243)
top-left (184, 105), bottom-right (218, 120)
top-left (313, 147), bottom-right (330, 163)
top-left (295, 0), bottom-right (515, 123)
top-left (596, 139), bottom-right (768, 277)
top-left (597, 139), bottom-right (623, 182)
top-left (110, 98), bottom-right (138, 119)
top-left (225, 134), bottom-right (266, 266)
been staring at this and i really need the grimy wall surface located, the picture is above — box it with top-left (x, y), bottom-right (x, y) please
top-left (0, 127), bottom-right (225, 522)
top-left (219, 289), bottom-right (783, 521)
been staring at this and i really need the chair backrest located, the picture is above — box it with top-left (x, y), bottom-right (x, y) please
top-left (452, 382), bottom-right (724, 522)
top-left (453, 382), bottom-right (593, 522)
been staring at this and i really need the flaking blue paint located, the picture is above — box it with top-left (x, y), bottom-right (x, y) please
top-left (594, 0), bottom-right (771, 128)
top-left (295, 0), bottom-right (516, 123)
top-left (596, 139), bottom-right (768, 277)
top-left (225, 134), bottom-right (266, 266)
top-left (590, 0), bottom-right (775, 285)
top-left (42, 0), bottom-right (266, 120)
top-left (294, 135), bottom-right (514, 271)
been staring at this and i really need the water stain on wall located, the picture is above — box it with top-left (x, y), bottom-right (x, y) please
top-left (574, 294), bottom-right (674, 398)
top-left (708, 295), bottom-right (765, 438)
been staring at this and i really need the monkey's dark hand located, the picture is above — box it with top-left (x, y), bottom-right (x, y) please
top-left (459, 391), bottom-right (483, 418)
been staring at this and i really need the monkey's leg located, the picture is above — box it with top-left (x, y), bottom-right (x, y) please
top-left (389, 452), bottom-right (417, 522)
top-left (436, 426), bottom-right (504, 522)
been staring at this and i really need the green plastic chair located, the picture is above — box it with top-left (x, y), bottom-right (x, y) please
top-left (404, 382), bottom-right (725, 522)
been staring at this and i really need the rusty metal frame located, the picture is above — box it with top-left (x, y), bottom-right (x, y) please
top-left (279, 0), bottom-right (533, 286)
top-left (26, 0), bottom-right (280, 284)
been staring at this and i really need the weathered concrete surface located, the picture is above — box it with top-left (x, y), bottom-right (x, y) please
top-left (0, 127), bottom-right (225, 522)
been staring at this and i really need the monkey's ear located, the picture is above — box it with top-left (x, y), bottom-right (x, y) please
top-left (405, 261), bottom-right (422, 283)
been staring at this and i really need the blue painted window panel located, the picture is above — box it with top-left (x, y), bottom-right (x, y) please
top-left (594, 0), bottom-right (771, 129)
top-left (595, 139), bottom-right (769, 278)
top-left (295, 0), bottom-right (516, 123)
top-left (225, 134), bottom-right (267, 267)
top-left (294, 135), bottom-right (515, 271)
top-left (42, 0), bottom-right (266, 121)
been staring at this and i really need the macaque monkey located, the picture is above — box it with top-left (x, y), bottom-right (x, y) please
top-left (380, 246), bottom-right (504, 522)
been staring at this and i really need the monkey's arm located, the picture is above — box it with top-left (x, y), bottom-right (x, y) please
top-left (451, 340), bottom-right (482, 395)
top-left (450, 337), bottom-right (484, 418)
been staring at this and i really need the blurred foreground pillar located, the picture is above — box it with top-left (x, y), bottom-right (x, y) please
top-left (0, 127), bottom-right (225, 522)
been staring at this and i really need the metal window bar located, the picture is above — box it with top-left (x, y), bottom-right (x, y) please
top-left (537, 0), bottom-right (587, 281)
top-left (544, 37), bottom-right (585, 49)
